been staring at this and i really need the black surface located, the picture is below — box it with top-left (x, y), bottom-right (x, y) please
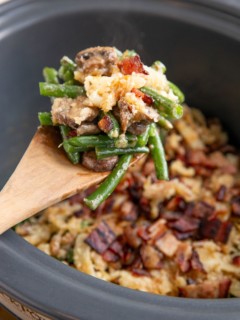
top-left (0, 0), bottom-right (240, 319)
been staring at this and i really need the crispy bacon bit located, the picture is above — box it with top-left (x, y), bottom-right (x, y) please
top-left (165, 196), bottom-right (186, 212)
top-left (231, 196), bottom-right (240, 217)
top-left (109, 240), bottom-right (124, 259)
top-left (132, 268), bottom-right (150, 277)
top-left (119, 200), bottom-right (138, 221)
top-left (139, 197), bottom-right (151, 216)
top-left (123, 248), bottom-right (136, 266)
top-left (175, 243), bottom-right (191, 273)
top-left (85, 221), bottom-right (116, 253)
top-left (185, 201), bottom-right (214, 219)
top-left (140, 244), bottom-right (163, 270)
top-left (102, 249), bottom-right (119, 262)
top-left (155, 232), bottom-right (180, 257)
top-left (218, 278), bottom-right (232, 298)
top-left (186, 149), bottom-right (211, 167)
top-left (191, 250), bottom-right (205, 273)
top-left (118, 55), bottom-right (148, 75)
top-left (131, 88), bottom-right (153, 105)
top-left (98, 115), bottom-right (113, 133)
top-left (174, 231), bottom-right (195, 241)
top-left (216, 185), bottom-right (227, 201)
top-left (232, 256), bottom-right (240, 266)
top-left (179, 278), bottom-right (231, 298)
top-left (124, 226), bottom-right (142, 249)
top-left (168, 217), bottom-right (199, 233)
top-left (199, 218), bottom-right (232, 244)
top-left (137, 225), bottom-right (150, 241)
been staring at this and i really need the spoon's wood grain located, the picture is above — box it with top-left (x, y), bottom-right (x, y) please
top-left (0, 126), bottom-right (144, 234)
top-left (0, 127), bottom-right (110, 234)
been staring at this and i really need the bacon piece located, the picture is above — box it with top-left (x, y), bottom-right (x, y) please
top-left (119, 200), bottom-right (138, 221)
top-left (231, 196), bottom-right (240, 217)
top-left (179, 278), bottom-right (231, 298)
top-left (131, 88), bottom-right (153, 105)
top-left (199, 218), bottom-right (232, 244)
top-left (102, 249), bottom-right (119, 262)
top-left (148, 219), bottom-right (167, 242)
top-left (168, 217), bottom-right (199, 233)
top-left (98, 114), bottom-right (113, 133)
top-left (139, 197), bottom-right (151, 216)
top-left (155, 232), bottom-right (180, 257)
top-left (186, 149), bottom-right (213, 167)
top-left (137, 225), bottom-right (150, 241)
top-left (191, 250), bottom-right (205, 273)
top-left (175, 243), bottom-right (192, 273)
top-left (132, 268), bottom-right (150, 277)
top-left (174, 231), bottom-right (195, 240)
top-left (109, 240), bottom-right (124, 259)
top-left (165, 196), bottom-right (186, 212)
top-left (118, 55), bottom-right (148, 75)
top-left (185, 201), bottom-right (214, 219)
top-left (85, 221), bottom-right (116, 253)
top-left (124, 226), bottom-right (142, 249)
top-left (123, 248), bottom-right (136, 266)
top-left (232, 256), bottom-right (240, 266)
top-left (216, 185), bottom-right (227, 201)
top-left (140, 244), bottom-right (163, 270)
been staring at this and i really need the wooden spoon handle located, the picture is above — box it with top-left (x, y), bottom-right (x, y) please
top-left (0, 127), bottom-right (108, 234)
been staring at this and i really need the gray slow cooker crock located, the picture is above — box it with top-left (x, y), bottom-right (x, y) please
top-left (0, 0), bottom-right (240, 319)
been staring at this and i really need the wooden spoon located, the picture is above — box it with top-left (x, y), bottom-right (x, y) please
top-left (0, 126), bottom-right (143, 234)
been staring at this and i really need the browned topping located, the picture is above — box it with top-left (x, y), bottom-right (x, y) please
top-left (168, 217), bottom-right (199, 233)
top-left (85, 221), bottom-right (116, 254)
top-left (216, 185), bottom-right (227, 201)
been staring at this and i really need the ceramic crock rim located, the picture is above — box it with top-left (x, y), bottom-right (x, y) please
top-left (0, 1), bottom-right (240, 319)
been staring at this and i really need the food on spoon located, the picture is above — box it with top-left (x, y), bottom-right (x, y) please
top-left (38, 47), bottom-right (185, 209)
top-left (17, 107), bottom-right (240, 298)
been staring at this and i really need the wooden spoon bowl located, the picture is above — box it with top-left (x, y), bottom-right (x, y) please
top-left (0, 127), bottom-right (143, 234)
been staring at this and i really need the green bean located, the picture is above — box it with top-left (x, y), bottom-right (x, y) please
top-left (84, 154), bottom-right (132, 210)
top-left (67, 134), bottom-right (137, 149)
top-left (39, 82), bottom-right (85, 98)
top-left (151, 60), bottom-right (166, 74)
top-left (140, 86), bottom-right (183, 120)
top-left (96, 146), bottom-right (149, 159)
top-left (148, 124), bottom-right (169, 180)
top-left (60, 126), bottom-right (80, 164)
top-left (98, 112), bottom-right (120, 138)
top-left (114, 134), bottom-right (137, 148)
top-left (43, 67), bottom-right (59, 84)
top-left (38, 112), bottom-right (53, 126)
top-left (137, 125), bottom-right (151, 147)
top-left (58, 56), bottom-right (76, 82)
top-left (158, 115), bottom-right (173, 130)
top-left (168, 81), bottom-right (185, 104)
top-left (67, 135), bottom-right (114, 148)
top-left (62, 141), bottom-right (89, 153)
top-left (58, 66), bottom-right (73, 82)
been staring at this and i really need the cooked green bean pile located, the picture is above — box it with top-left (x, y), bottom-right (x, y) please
top-left (38, 47), bottom-right (185, 209)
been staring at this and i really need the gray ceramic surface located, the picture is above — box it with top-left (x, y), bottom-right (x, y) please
top-left (0, 0), bottom-right (240, 319)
